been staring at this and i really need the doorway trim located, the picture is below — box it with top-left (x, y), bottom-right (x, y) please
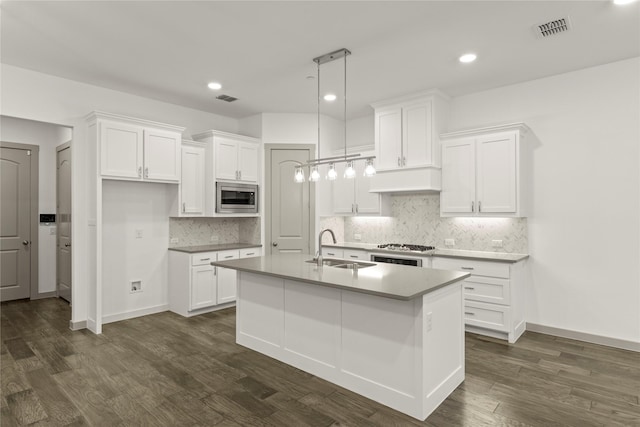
top-left (56, 141), bottom-right (71, 302)
top-left (264, 143), bottom-right (316, 255)
top-left (0, 141), bottom-right (39, 300)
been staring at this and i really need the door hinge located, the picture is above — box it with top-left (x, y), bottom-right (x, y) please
top-left (27, 150), bottom-right (32, 156)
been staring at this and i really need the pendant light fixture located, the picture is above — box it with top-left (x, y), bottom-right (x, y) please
top-left (294, 48), bottom-right (376, 182)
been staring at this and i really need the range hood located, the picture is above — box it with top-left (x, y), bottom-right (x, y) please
top-left (368, 166), bottom-right (441, 193)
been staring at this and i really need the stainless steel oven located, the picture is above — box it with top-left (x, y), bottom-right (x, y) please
top-left (370, 253), bottom-right (423, 267)
top-left (216, 182), bottom-right (258, 214)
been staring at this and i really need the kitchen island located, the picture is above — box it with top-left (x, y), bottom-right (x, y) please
top-left (212, 253), bottom-right (470, 420)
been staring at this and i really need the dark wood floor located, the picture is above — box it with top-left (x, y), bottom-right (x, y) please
top-left (1, 298), bottom-right (638, 426)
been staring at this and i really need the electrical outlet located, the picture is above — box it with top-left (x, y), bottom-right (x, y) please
top-left (492, 240), bottom-right (503, 248)
top-left (130, 280), bottom-right (142, 293)
top-left (210, 235), bottom-right (219, 242)
top-left (426, 312), bottom-right (433, 332)
top-left (354, 234), bottom-right (362, 241)
top-left (170, 237), bottom-right (179, 244)
top-left (135, 229), bottom-right (143, 239)
top-left (444, 239), bottom-right (455, 246)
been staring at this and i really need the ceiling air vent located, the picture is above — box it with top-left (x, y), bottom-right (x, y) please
top-left (534, 16), bottom-right (572, 38)
top-left (216, 94), bottom-right (238, 102)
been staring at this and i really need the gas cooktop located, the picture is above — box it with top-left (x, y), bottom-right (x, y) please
top-left (376, 243), bottom-right (436, 253)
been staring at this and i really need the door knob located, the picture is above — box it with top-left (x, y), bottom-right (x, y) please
top-left (64, 243), bottom-right (71, 247)
top-left (22, 240), bottom-right (29, 246)
top-left (272, 242), bottom-right (278, 247)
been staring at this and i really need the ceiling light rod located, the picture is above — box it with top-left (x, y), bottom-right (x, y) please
top-left (305, 153), bottom-right (362, 165)
top-left (305, 156), bottom-right (375, 168)
top-left (313, 48), bottom-right (351, 65)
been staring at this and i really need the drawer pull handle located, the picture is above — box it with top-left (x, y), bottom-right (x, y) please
top-left (350, 255), bottom-right (358, 258)
top-left (464, 287), bottom-right (475, 290)
top-left (465, 312), bottom-right (475, 316)
top-left (245, 252), bottom-right (255, 256)
top-left (327, 252), bottom-right (335, 256)
top-left (200, 258), bottom-right (210, 261)
top-left (461, 267), bottom-right (474, 270)
top-left (224, 256), bottom-right (233, 259)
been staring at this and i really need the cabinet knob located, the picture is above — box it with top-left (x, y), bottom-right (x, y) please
top-left (272, 242), bottom-right (278, 247)
top-left (138, 166), bottom-right (142, 177)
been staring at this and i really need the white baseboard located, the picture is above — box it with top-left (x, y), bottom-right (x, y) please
top-left (526, 322), bottom-right (640, 352)
top-left (69, 319), bottom-right (87, 331)
top-left (32, 291), bottom-right (57, 300)
top-left (102, 304), bottom-right (169, 325)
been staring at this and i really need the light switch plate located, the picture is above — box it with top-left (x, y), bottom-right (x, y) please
top-left (444, 239), bottom-right (455, 246)
top-left (354, 234), bottom-right (362, 241)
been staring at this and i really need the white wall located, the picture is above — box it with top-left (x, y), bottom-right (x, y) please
top-left (1, 116), bottom-right (72, 294)
top-left (1, 64), bottom-right (239, 326)
top-left (448, 57), bottom-right (640, 343)
top-left (102, 181), bottom-right (171, 321)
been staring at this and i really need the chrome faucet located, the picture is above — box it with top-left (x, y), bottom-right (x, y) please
top-left (317, 229), bottom-right (337, 267)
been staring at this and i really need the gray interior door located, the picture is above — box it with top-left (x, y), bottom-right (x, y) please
top-left (57, 146), bottom-right (71, 303)
top-left (1, 147), bottom-right (31, 301)
top-left (269, 148), bottom-right (311, 254)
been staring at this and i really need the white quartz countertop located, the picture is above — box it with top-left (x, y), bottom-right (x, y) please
top-left (211, 253), bottom-right (470, 301)
top-left (169, 243), bottom-right (262, 254)
top-left (323, 243), bottom-right (529, 263)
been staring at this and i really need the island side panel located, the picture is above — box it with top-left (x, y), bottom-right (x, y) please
top-left (236, 272), bottom-right (284, 353)
top-left (421, 282), bottom-right (465, 419)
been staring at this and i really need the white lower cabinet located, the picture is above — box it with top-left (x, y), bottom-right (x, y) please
top-left (432, 256), bottom-right (527, 343)
top-left (169, 247), bottom-right (261, 316)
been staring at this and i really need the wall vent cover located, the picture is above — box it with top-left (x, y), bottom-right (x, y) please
top-left (534, 17), bottom-right (572, 38)
top-left (216, 94), bottom-right (238, 102)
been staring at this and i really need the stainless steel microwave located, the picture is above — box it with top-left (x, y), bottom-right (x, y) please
top-left (216, 182), bottom-right (258, 214)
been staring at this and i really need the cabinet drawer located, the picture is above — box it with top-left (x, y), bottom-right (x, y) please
top-left (191, 252), bottom-right (217, 266)
top-left (240, 247), bottom-right (261, 258)
top-left (464, 301), bottom-right (509, 332)
top-left (463, 276), bottom-right (510, 305)
top-left (323, 248), bottom-right (344, 259)
top-left (217, 249), bottom-right (240, 261)
top-left (343, 250), bottom-right (368, 260)
top-left (432, 257), bottom-right (510, 279)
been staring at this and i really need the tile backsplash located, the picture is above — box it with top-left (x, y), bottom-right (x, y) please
top-left (169, 217), bottom-right (260, 247)
top-left (320, 193), bottom-right (528, 253)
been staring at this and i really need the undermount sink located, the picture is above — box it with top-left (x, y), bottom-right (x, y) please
top-left (305, 258), bottom-right (376, 269)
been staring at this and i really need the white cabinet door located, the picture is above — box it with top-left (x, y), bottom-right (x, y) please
top-left (180, 145), bottom-right (205, 216)
top-left (238, 142), bottom-right (259, 183)
top-left (402, 100), bottom-right (433, 167)
top-left (100, 121), bottom-right (143, 179)
top-left (476, 132), bottom-right (517, 214)
top-left (215, 138), bottom-right (239, 181)
top-left (190, 264), bottom-right (216, 311)
top-left (216, 250), bottom-right (239, 304)
top-left (332, 162), bottom-right (355, 214)
top-left (354, 160), bottom-right (380, 214)
top-left (441, 138), bottom-right (476, 214)
top-left (143, 129), bottom-right (180, 182)
top-left (375, 107), bottom-right (402, 170)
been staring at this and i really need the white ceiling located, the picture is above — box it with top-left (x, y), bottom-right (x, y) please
top-left (2, 1), bottom-right (639, 119)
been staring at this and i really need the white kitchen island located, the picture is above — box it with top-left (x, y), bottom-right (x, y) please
top-left (212, 253), bottom-right (470, 420)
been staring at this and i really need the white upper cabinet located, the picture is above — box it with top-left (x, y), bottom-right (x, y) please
top-left (440, 123), bottom-right (530, 217)
top-left (370, 90), bottom-right (449, 193)
top-left (179, 141), bottom-right (206, 216)
top-left (92, 112), bottom-right (184, 183)
top-left (213, 137), bottom-right (259, 183)
top-left (332, 154), bottom-right (390, 216)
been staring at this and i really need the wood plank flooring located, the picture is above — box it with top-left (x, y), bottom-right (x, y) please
top-left (1, 298), bottom-right (639, 426)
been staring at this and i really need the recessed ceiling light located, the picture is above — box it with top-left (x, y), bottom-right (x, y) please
top-left (459, 53), bottom-right (477, 63)
top-left (613, 0), bottom-right (636, 4)
top-left (324, 94), bottom-right (337, 102)
top-left (207, 82), bottom-right (222, 90)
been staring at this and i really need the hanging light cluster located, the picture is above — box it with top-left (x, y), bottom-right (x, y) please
top-left (294, 48), bottom-right (376, 183)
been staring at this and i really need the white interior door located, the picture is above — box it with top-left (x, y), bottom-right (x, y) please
top-left (1, 147), bottom-right (31, 301)
top-left (57, 146), bottom-right (72, 303)
top-left (269, 148), bottom-right (311, 254)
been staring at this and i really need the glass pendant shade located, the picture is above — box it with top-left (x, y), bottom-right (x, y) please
top-left (294, 166), bottom-right (305, 183)
top-left (309, 166), bottom-right (320, 182)
top-left (364, 158), bottom-right (376, 177)
top-left (344, 161), bottom-right (356, 179)
top-left (326, 164), bottom-right (338, 180)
